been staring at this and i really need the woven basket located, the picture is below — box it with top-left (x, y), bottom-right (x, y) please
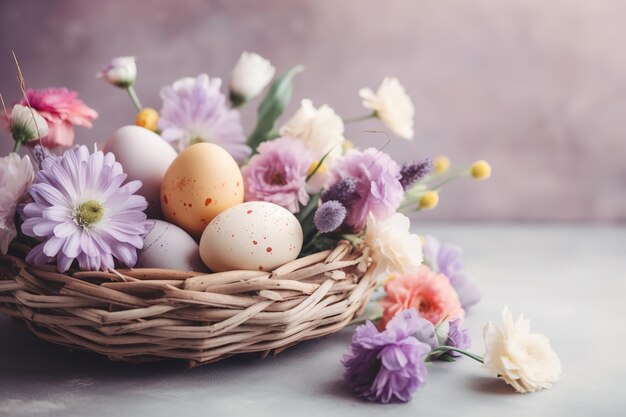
top-left (0, 240), bottom-right (374, 367)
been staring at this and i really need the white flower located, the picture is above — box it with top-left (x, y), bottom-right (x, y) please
top-left (280, 99), bottom-right (345, 163)
top-left (364, 212), bottom-right (423, 281)
top-left (359, 77), bottom-right (415, 140)
top-left (10, 104), bottom-right (49, 143)
top-left (0, 154), bottom-right (35, 254)
top-left (483, 307), bottom-right (561, 393)
top-left (229, 52), bottom-right (275, 103)
top-left (97, 56), bottom-right (137, 88)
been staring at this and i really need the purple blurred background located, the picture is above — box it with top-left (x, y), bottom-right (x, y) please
top-left (1, 0), bottom-right (625, 221)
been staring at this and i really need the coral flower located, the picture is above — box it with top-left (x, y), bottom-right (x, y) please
top-left (20, 88), bottom-right (98, 148)
top-left (380, 265), bottom-right (464, 329)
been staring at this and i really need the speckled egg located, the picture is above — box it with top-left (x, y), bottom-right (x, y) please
top-left (199, 201), bottom-right (303, 272)
top-left (136, 220), bottom-right (207, 271)
top-left (160, 143), bottom-right (244, 239)
top-left (103, 125), bottom-right (177, 218)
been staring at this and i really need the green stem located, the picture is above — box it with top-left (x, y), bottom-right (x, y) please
top-left (126, 85), bottom-right (143, 112)
top-left (343, 113), bottom-right (375, 124)
top-left (425, 346), bottom-right (484, 363)
top-left (12, 140), bottom-right (21, 153)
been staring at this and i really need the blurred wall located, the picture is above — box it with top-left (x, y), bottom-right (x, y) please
top-left (1, 0), bottom-right (625, 221)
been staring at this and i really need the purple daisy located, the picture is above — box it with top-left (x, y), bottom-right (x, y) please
top-left (326, 148), bottom-right (403, 232)
top-left (241, 137), bottom-right (314, 213)
top-left (158, 74), bottom-right (251, 161)
top-left (343, 309), bottom-right (431, 403)
top-left (20, 145), bottom-right (152, 272)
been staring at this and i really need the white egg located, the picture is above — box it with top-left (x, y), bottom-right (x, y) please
top-left (104, 125), bottom-right (177, 218)
top-left (199, 202), bottom-right (303, 272)
top-left (137, 220), bottom-right (207, 271)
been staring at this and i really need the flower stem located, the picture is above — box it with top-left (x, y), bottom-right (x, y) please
top-left (343, 113), bottom-right (375, 124)
top-left (126, 85), bottom-right (143, 112)
top-left (425, 346), bottom-right (485, 363)
top-left (12, 140), bottom-right (21, 153)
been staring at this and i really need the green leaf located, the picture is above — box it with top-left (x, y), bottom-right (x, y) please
top-left (247, 65), bottom-right (304, 152)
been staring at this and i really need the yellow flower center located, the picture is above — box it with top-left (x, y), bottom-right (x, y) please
top-left (76, 200), bottom-right (104, 228)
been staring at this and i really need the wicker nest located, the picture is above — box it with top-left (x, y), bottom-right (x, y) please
top-left (0, 240), bottom-right (374, 367)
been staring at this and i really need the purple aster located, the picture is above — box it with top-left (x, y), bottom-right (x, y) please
top-left (158, 74), bottom-right (251, 161)
top-left (314, 200), bottom-right (346, 233)
top-left (343, 309), bottom-right (431, 403)
top-left (399, 158), bottom-right (432, 190)
top-left (241, 137), bottom-right (314, 213)
top-left (327, 148), bottom-right (403, 232)
top-left (423, 235), bottom-right (480, 310)
top-left (20, 146), bottom-right (153, 272)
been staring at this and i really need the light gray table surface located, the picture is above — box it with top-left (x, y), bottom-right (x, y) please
top-left (1, 224), bottom-right (624, 417)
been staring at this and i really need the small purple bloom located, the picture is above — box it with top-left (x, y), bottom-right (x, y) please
top-left (20, 146), bottom-right (153, 272)
top-left (241, 137), bottom-right (314, 213)
top-left (445, 318), bottom-right (471, 357)
top-left (399, 158), bottom-right (432, 190)
top-left (321, 177), bottom-right (359, 206)
top-left (158, 74), bottom-right (251, 161)
top-left (328, 148), bottom-right (404, 232)
top-left (423, 235), bottom-right (480, 310)
top-left (314, 200), bottom-right (346, 233)
top-left (343, 309), bottom-right (431, 403)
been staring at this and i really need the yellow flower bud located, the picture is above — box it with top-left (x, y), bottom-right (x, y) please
top-left (433, 155), bottom-right (450, 173)
top-left (342, 141), bottom-right (354, 152)
top-left (419, 190), bottom-right (439, 210)
top-left (135, 108), bottom-right (159, 132)
top-left (470, 160), bottom-right (491, 180)
top-left (307, 160), bottom-right (328, 176)
top-left (383, 274), bottom-right (397, 285)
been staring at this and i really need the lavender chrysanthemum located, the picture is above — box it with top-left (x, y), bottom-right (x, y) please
top-left (314, 200), bottom-right (346, 233)
top-left (343, 309), bottom-right (431, 403)
top-left (158, 74), bottom-right (251, 161)
top-left (321, 177), bottom-right (359, 206)
top-left (423, 235), bottom-right (480, 310)
top-left (20, 146), bottom-right (152, 272)
top-left (327, 148), bottom-right (404, 232)
top-left (399, 158), bottom-right (432, 190)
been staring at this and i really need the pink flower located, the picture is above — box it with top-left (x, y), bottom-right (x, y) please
top-left (325, 148), bottom-right (403, 232)
top-left (241, 137), bottom-right (314, 213)
top-left (380, 265), bottom-right (464, 329)
top-left (20, 88), bottom-right (98, 148)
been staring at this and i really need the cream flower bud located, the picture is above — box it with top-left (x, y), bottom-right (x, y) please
top-left (10, 104), bottom-right (49, 143)
top-left (483, 307), bottom-right (561, 393)
top-left (280, 99), bottom-right (345, 164)
top-left (360, 77), bottom-right (415, 140)
top-left (229, 52), bottom-right (275, 105)
top-left (97, 56), bottom-right (137, 88)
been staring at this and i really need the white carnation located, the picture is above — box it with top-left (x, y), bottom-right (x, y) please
top-left (483, 307), bottom-right (561, 393)
top-left (280, 99), bottom-right (345, 163)
top-left (229, 52), bottom-right (275, 102)
top-left (364, 213), bottom-right (423, 281)
top-left (359, 77), bottom-right (415, 140)
top-left (0, 154), bottom-right (35, 254)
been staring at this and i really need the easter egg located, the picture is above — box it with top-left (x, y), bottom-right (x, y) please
top-left (161, 143), bottom-right (244, 238)
top-left (199, 201), bottom-right (303, 272)
top-left (103, 125), bottom-right (177, 218)
top-left (136, 220), bottom-right (207, 271)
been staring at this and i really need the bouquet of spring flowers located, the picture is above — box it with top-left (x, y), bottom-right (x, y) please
top-left (1, 52), bottom-right (559, 403)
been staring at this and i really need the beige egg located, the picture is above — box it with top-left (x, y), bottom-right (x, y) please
top-left (199, 201), bottom-right (303, 272)
top-left (161, 143), bottom-right (244, 238)
top-left (103, 125), bottom-right (177, 218)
